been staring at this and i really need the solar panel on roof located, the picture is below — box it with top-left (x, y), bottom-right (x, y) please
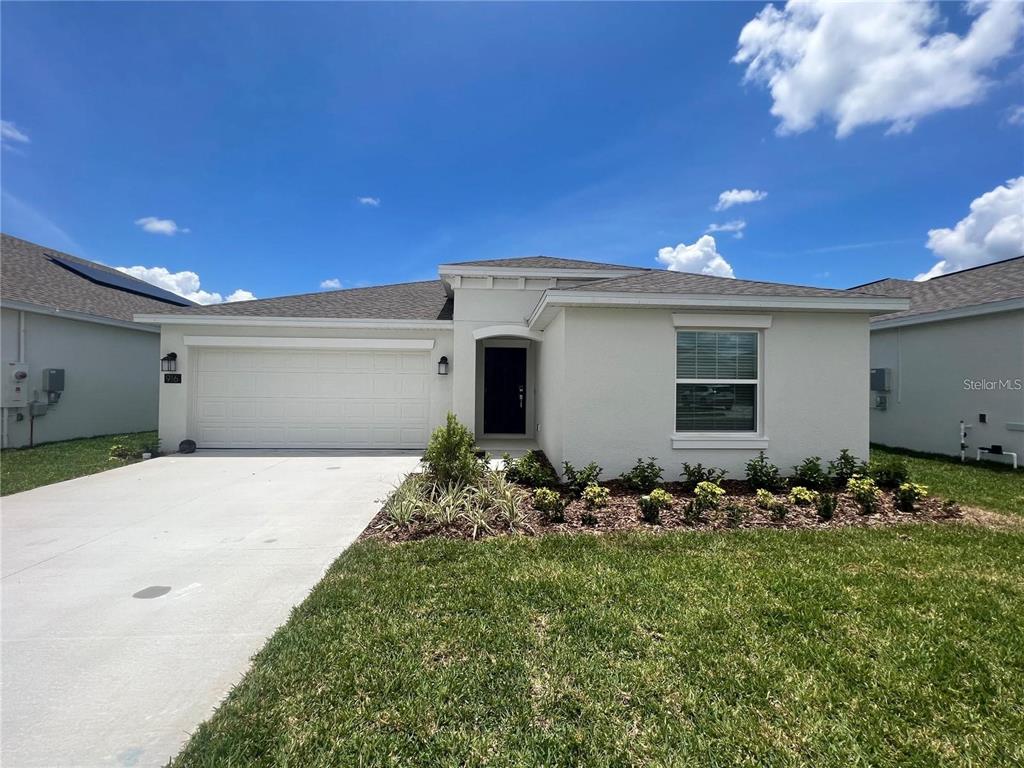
top-left (49, 256), bottom-right (193, 306)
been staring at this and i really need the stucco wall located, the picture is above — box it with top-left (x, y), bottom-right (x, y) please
top-left (1, 308), bottom-right (159, 448)
top-left (556, 307), bottom-right (871, 478)
top-left (536, 309), bottom-right (565, 469)
top-left (156, 323), bottom-right (453, 450)
top-left (869, 310), bottom-right (1024, 459)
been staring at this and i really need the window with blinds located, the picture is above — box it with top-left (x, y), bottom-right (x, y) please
top-left (675, 330), bottom-right (758, 432)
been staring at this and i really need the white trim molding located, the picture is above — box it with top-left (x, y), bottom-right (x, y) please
top-left (530, 290), bottom-right (909, 329)
top-left (1, 299), bottom-right (160, 333)
top-left (471, 324), bottom-right (544, 342)
top-left (671, 435), bottom-right (770, 450)
top-left (182, 335), bottom-right (436, 351)
top-left (672, 312), bottom-right (772, 328)
top-left (870, 297), bottom-right (1024, 330)
top-left (135, 314), bottom-right (454, 330)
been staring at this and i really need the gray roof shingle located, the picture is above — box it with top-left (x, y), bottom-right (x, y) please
top-left (850, 256), bottom-right (1023, 322)
top-left (148, 279), bottom-right (454, 320)
top-left (442, 255), bottom-right (645, 271)
top-left (1, 233), bottom-right (194, 323)
top-left (564, 269), bottom-right (871, 298)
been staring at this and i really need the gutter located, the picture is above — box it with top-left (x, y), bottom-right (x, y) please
top-left (528, 290), bottom-right (911, 329)
top-left (0, 299), bottom-right (160, 333)
top-left (870, 297), bottom-right (1024, 330)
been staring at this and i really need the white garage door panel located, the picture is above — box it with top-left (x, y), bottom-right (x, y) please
top-left (194, 348), bottom-right (431, 448)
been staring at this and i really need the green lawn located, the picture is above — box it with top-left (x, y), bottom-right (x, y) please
top-left (872, 444), bottom-right (1024, 516)
top-left (0, 431), bottom-right (157, 496)
top-left (173, 526), bottom-right (1024, 767)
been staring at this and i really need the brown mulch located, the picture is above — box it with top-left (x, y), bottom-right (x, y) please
top-left (360, 480), bottom-right (984, 543)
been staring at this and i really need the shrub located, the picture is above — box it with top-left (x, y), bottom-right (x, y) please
top-left (620, 457), bottom-right (664, 494)
top-left (815, 493), bottom-right (838, 522)
top-left (754, 488), bottom-right (777, 510)
top-left (792, 457), bottom-right (829, 491)
top-left (847, 475), bottom-right (879, 515)
top-left (724, 503), bottom-right (746, 528)
top-left (423, 413), bottom-right (483, 487)
top-left (563, 461), bottom-right (603, 499)
top-left (693, 481), bottom-right (726, 512)
top-left (533, 487), bottom-right (566, 522)
top-left (582, 482), bottom-right (610, 510)
top-left (788, 486), bottom-right (820, 507)
top-left (639, 487), bottom-right (673, 523)
top-left (581, 510), bottom-right (598, 526)
top-left (108, 442), bottom-right (131, 460)
top-left (895, 482), bottom-right (929, 512)
top-left (680, 462), bottom-right (726, 491)
top-left (746, 452), bottom-right (784, 491)
top-left (869, 455), bottom-right (910, 490)
top-left (827, 449), bottom-right (865, 487)
top-left (503, 451), bottom-right (558, 488)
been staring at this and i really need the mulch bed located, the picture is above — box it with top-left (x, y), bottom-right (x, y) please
top-left (361, 478), bottom-right (966, 543)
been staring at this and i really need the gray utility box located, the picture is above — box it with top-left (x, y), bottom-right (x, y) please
top-left (870, 367), bottom-right (891, 393)
top-left (43, 368), bottom-right (65, 392)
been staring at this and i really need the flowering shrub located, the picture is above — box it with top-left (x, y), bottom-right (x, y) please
top-left (895, 482), bottom-right (928, 512)
top-left (847, 475), bottom-right (879, 514)
top-left (533, 487), bottom-right (566, 522)
top-left (754, 489), bottom-right (777, 509)
top-left (639, 488), bottom-right (673, 523)
top-left (788, 486), bottom-right (820, 506)
top-left (694, 481), bottom-right (726, 512)
top-left (582, 483), bottom-right (611, 509)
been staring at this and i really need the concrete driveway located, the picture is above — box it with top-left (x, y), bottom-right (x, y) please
top-left (1, 451), bottom-right (419, 768)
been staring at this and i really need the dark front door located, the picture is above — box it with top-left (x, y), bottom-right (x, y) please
top-left (483, 347), bottom-right (527, 434)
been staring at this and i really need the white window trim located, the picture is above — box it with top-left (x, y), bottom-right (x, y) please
top-left (671, 327), bottom-right (767, 449)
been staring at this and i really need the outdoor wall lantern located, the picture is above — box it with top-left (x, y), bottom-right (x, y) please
top-left (437, 356), bottom-right (449, 375)
top-left (161, 352), bottom-right (178, 372)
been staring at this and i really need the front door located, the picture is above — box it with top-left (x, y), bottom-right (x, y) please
top-left (483, 346), bottom-right (527, 434)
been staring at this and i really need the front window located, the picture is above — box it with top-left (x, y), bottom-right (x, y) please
top-left (675, 330), bottom-right (758, 432)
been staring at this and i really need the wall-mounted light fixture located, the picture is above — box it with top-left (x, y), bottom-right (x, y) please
top-left (161, 352), bottom-right (178, 372)
top-left (437, 355), bottom-right (449, 376)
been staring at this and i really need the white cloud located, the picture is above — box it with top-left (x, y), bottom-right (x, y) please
top-left (715, 189), bottom-right (767, 211)
top-left (319, 278), bottom-right (342, 290)
top-left (734, 1), bottom-right (1024, 138)
top-left (135, 216), bottom-right (190, 236)
top-left (116, 265), bottom-right (256, 305)
top-left (706, 219), bottom-right (747, 239)
top-left (915, 176), bottom-right (1024, 280)
top-left (1, 120), bottom-right (30, 148)
top-left (656, 235), bottom-right (736, 278)
top-left (357, 196), bottom-right (380, 207)
top-left (1007, 105), bottom-right (1024, 126)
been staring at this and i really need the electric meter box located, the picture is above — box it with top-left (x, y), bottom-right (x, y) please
top-left (3, 362), bottom-right (30, 407)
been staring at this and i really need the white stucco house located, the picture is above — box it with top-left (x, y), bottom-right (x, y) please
top-left (137, 256), bottom-right (906, 476)
top-left (1, 234), bottom-right (194, 448)
top-left (852, 256), bottom-right (1023, 466)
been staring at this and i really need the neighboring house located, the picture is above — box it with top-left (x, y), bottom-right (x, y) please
top-left (138, 256), bottom-right (905, 476)
top-left (851, 256), bottom-right (1024, 465)
top-left (0, 234), bottom-right (194, 449)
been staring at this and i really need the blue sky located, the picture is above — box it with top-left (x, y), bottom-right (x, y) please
top-left (2, 2), bottom-right (1022, 303)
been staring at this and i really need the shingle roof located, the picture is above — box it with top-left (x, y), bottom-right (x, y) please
top-left (564, 269), bottom-right (868, 298)
top-left (1, 233), bottom-right (193, 323)
top-left (148, 279), bottom-right (454, 320)
top-left (442, 255), bottom-right (646, 271)
top-left (849, 256), bottom-right (1024, 322)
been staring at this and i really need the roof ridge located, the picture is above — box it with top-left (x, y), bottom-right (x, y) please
top-left (569, 268), bottom-right (857, 295)
top-left (924, 254), bottom-right (1024, 281)
top-left (177, 278), bottom-right (446, 309)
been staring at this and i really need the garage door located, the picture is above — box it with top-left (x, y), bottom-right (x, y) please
top-left (193, 347), bottom-right (431, 449)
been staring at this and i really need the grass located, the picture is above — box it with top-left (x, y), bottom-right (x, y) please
top-left (0, 430), bottom-right (157, 496)
top-left (172, 526), bottom-right (1024, 767)
top-left (872, 444), bottom-right (1023, 516)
